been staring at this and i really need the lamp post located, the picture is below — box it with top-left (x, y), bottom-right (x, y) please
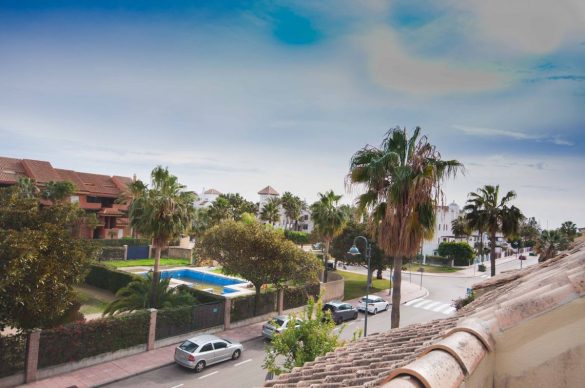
top-left (348, 236), bottom-right (371, 337)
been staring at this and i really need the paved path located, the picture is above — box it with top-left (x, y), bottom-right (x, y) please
top-left (19, 281), bottom-right (427, 388)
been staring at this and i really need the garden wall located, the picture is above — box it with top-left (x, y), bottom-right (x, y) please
top-left (98, 246), bottom-right (125, 261)
top-left (320, 272), bottom-right (344, 302)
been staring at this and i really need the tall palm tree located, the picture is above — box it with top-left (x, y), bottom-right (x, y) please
top-left (560, 221), bottom-right (578, 241)
top-left (117, 179), bottom-right (147, 238)
top-left (348, 127), bottom-right (462, 328)
top-left (310, 190), bottom-right (348, 283)
top-left (103, 273), bottom-right (195, 315)
top-left (42, 180), bottom-right (76, 203)
top-left (260, 197), bottom-right (281, 225)
top-left (129, 166), bottom-right (195, 306)
top-left (281, 192), bottom-right (303, 230)
top-left (535, 229), bottom-right (569, 262)
top-left (451, 215), bottom-right (470, 240)
top-left (464, 185), bottom-right (524, 277)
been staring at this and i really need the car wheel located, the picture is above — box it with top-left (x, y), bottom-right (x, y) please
top-left (385, 303), bottom-right (389, 311)
top-left (353, 312), bottom-right (358, 320)
top-left (373, 308), bottom-right (378, 315)
top-left (232, 349), bottom-right (241, 360)
top-left (335, 316), bottom-right (342, 325)
top-left (194, 361), bottom-right (205, 373)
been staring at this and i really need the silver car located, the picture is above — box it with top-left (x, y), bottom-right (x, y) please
top-left (262, 315), bottom-right (302, 340)
top-left (174, 334), bottom-right (244, 372)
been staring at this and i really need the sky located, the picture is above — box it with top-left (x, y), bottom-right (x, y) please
top-left (1, 0), bottom-right (584, 229)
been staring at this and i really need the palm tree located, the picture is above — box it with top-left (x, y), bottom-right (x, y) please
top-left (464, 185), bottom-right (524, 277)
top-left (348, 127), bottom-right (462, 328)
top-left (260, 197), bottom-right (281, 225)
top-left (281, 192), bottom-right (303, 230)
top-left (560, 221), bottom-right (578, 241)
top-left (103, 273), bottom-right (195, 315)
top-left (129, 166), bottom-right (195, 306)
top-left (42, 180), bottom-right (76, 203)
top-left (535, 229), bottom-right (569, 262)
top-left (16, 176), bottom-right (39, 198)
top-left (117, 179), bottom-right (147, 238)
top-left (310, 190), bottom-right (348, 283)
top-left (451, 215), bottom-right (470, 241)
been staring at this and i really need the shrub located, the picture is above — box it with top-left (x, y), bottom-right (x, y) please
top-left (84, 264), bottom-right (139, 293)
top-left (38, 311), bottom-right (149, 368)
top-left (453, 291), bottom-right (475, 310)
top-left (284, 230), bottom-right (310, 246)
top-left (478, 264), bottom-right (487, 272)
top-left (175, 285), bottom-right (225, 304)
top-left (438, 242), bottom-right (475, 266)
top-left (0, 333), bottom-right (26, 378)
top-left (283, 283), bottom-right (320, 310)
top-left (425, 255), bottom-right (452, 266)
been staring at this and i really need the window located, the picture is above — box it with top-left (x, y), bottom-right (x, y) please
top-left (200, 343), bottom-right (213, 352)
top-left (179, 341), bottom-right (198, 353)
top-left (70, 195), bottom-right (79, 204)
top-left (213, 342), bottom-right (227, 350)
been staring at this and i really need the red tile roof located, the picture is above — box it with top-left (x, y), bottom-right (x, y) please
top-left (204, 188), bottom-right (222, 195)
top-left (0, 156), bottom-right (25, 184)
top-left (55, 169), bottom-right (89, 193)
top-left (258, 185), bottom-right (279, 195)
top-left (76, 172), bottom-right (125, 197)
top-left (21, 159), bottom-right (62, 183)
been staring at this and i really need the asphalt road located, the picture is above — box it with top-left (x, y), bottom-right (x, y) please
top-left (104, 256), bottom-right (539, 388)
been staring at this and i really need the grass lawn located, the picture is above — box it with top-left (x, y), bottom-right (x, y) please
top-left (337, 270), bottom-right (391, 301)
top-left (74, 285), bottom-right (113, 315)
top-left (100, 258), bottom-right (191, 268)
top-left (403, 264), bottom-right (460, 273)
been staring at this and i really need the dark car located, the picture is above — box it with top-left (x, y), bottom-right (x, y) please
top-left (322, 301), bottom-right (358, 324)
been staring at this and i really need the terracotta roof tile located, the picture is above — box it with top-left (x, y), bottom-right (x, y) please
top-left (204, 188), bottom-right (222, 195)
top-left (258, 185), bottom-right (279, 195)
top-left (77, 172), bottom-right (123, 197)
top-left (55, 169), bottom-right (89, 193)
top-left (21, 159), bottom-right (62, 183)
top-left (0, 156), bottom-right (25, 184)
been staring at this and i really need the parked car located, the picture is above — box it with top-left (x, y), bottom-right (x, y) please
top-left (174, 334), bottom-right (243, 372)
top-left (322, 301), bottom-right (358, 324)
top-left (357, 295), bottom-right (390, 314)
top-left (262, 315), bottom-right (302, 340)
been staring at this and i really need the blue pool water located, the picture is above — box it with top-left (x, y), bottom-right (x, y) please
top-left (158, 269), bottom-right (246, 295)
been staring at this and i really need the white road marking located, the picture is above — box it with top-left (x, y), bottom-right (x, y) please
top-left (170, 385), bottom-right (184, 388)
top-left (422, 301), bottom-right (442, 310)
top-left (405, 298), bottom-right (423, 306)
top-left (443, 307), bottom-right (457, 314)
top-left (431, 303), bottom-right (451, 312)
top-left (235, 359), bottom-right (253, 367)
top-left (412, 300), bottom-right (434, 308)
top-left (198, 371), bottom-right (218, 379)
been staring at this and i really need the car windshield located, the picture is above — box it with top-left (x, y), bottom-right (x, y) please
top-left (361, 298), bottom-right (377, 303)
top-left (179, 341), bottom-right (198, 353)
top-left (272, 318), bottom-right (286, 327)
top-left (223, 339), bottom-right (232, 344)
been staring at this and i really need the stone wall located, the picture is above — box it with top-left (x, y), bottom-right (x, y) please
top-left (320, 271), bottom-right (344, 302)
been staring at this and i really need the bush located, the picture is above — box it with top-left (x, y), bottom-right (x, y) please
top-left (0, 333), bottom-right (26, 378)
top-left (94, 238), bottom-right (150, 247)
top-left (283, 283), bottom-right (320, 310)
top-left (231, 291), bottom-right (277, 322)
top-left (425, 255), bottom-right (452, 267)
top-left (284, 230), bottom-right (310, 246)
top-left (438, 242), bottom-right (475, 266)
top-left (453, 292), bottom-right (475, 310)
top-left (98, 246), bottom-right (125, 260)
top-left (84, 264), bottom-right (139, 293)
top-left (38, 311), bottom-right (149, 368)
top-left (478, 264), bottom-right (487, 272)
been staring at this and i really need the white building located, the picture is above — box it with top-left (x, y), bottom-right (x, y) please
top-left (194, 188), bottom-right (222, 208)
top-left (257, 185), bottom-right (314, 233)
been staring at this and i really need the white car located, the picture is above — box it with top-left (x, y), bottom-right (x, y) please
top-left (357, 295), bottom-right (390, 314)
top-left (262, 315), bottom-right (302, 340)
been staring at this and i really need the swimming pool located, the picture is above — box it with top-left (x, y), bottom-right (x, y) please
top-left (158, 268), bottom-right (247, 295)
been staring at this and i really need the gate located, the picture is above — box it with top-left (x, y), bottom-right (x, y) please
top-left (127, 245), bottom-right (150, 259)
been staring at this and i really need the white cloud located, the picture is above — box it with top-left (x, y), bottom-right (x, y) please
top-left (353, 26), bottom-right (509, 95)
top-left (459, 0), bottom-right (585, 54)
top-left (453, 124), bottom-right (574, 146)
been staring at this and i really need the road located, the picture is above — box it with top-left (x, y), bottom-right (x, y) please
top-left (104, 255), bottom-right (538, 388)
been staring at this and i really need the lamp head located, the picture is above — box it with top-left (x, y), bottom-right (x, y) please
top-left (348, 245), bottom-right (361, 255)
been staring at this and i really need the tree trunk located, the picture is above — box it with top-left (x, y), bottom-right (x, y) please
top-left (150, 245), bottom-right (162, 308)
top-left (391, 257), bottom-right (403, 329)
top-left (490, 234), bottom-right (497, 277)
top-left (376, 267), bottom-right (383, 279)
top-left (323, 241), bottom-right (330, 283)
top-left (254, 284), bottom-right (261, 316)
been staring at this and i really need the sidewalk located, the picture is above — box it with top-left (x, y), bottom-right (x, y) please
top-left (400, 253), bottom-right (525, 278)
top-left (19, 281), bottom-right (427, 388)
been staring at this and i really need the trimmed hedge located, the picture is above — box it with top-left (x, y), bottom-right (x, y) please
top-left (231, 291), bottom-right (278, 322)
top-left (84, 264), bottom-right (139, 293)
top-left (283, 283), bottom-right (320, 310)
top-left (0, 333), bottom-right (26, 378)
top-left (284, 230), bottom-right (310, 246)
top-left (94, 238), bottom-right (150, 247)
top-left (425, 255), bottom-right (452, 267)
top-left (38, 311), bottom-right (149, 368)
top-left (98, 246), bottom-right (125, 260)
top-left (155, 302), bottom-right (224, 340)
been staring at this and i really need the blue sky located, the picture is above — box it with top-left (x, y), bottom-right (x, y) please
top-left (1, 0), bottom-right (584, 228)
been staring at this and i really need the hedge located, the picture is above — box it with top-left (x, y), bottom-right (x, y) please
top-left (84, 264), bottom-right (139, 293)
top-left (425, 255), bottom-right (452, 267)
top-left (231, 291), bottom-right (278, 322)
top-left (155, 302), bottom-right (224, 340)
top-left (437, 241), bottom-right (475, 266)
top-left (284, 230), bottom-right (310, 246)
top-left (94, 238), bottom-right (150, 247)
top-left (283, 283), bottom-right (320, 310)
top-left (0, 333), bottom-right (26, 378)
top-left (38, 311), bottom-right (150, 368)
top-left (98, 246), bottom-right (125, 260)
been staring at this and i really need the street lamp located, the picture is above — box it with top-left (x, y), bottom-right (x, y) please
top-left (348, 236), bottom-right (371, 336)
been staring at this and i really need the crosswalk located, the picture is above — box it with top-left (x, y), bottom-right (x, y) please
top-left (404, 298), bottom-right (456, 315)
top-left (478, 274), bottom-right (490, 278)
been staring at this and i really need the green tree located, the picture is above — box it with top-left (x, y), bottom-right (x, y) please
top-left (284, 230), bottom-right (311, 247)
top-left (263, 296), bottom-right (341, 376)
top-left (103, 273), bottom-right (195, 315)
top-left (42, 180), bottom-right (76, 202)
top-left (191, 207), bottom-right (211, 238)
top-left (310, 191), bottom-right (348, 283)
top-left (560, 221), bottom-right (578, 241)
top-left (519, 217), bottom-right (540, 248)
top-left (200, 220), bottom-right (321, 314)
top-left (260, 197), bottom-right (281, 225)
top-left (129, 166), bottom-right (195, 307)
top-left (535, 229), bottom-right (569, 262)
top-left (16, 176), bottom-right (39, 198)
top-left (208, 193), bottom-right (257, 225)
top-left (451, 215), bottom-right (470, 240)
top-left (348, 126), bottom-right (462, 328)
top-left (117, 179), bottom-right (147, 238)
top-left (437, 241), bottom-right (475, 266)
top-left (0, 187), bottom-right (99, 331)
top-left (464, 185), bottom-right (524, 277)
top-left (281, 192), bottom-right (304, 230)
